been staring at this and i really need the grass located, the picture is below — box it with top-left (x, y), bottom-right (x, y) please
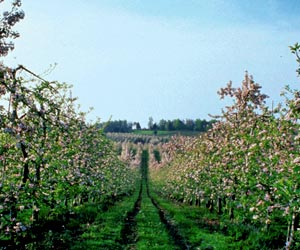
top-left (28, 149), bottom-right (267, 250)
top-left (71, 180), bottom-right (141, 250)
top-left (139, 149), bottom-right (234, 249)
top-left (135, 182), bottom-right (177, 250)
top-left (71, 149), bottom-right (177, 250)
top-left (149, 187), bottom-right (236, 250)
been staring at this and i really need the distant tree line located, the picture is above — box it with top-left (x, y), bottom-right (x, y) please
top-left (98, 118), bottom-right (215, 133)
top-left (98, 120), bottom-right (133, 133)
top-left (148, 117), bottom-right (216, 132)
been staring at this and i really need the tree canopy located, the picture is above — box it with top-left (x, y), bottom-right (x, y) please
top-left (0, 0), bottom-right (24, 57)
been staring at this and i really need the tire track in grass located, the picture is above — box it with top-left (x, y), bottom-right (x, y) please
top-left (134, 150), bottom-right (176, 249)
top-left (141, 149), bottom-right (191, 250)
top-left (120, 182), bottom-right (142, 248)
top-left (149, 192), bottom-right (191, 250)
top-left (70, 181), bottom-right (142, 249)
top-left (135, 179), bottom-right (177, 249)
top-left (120, 149), bottom-right (192, 249)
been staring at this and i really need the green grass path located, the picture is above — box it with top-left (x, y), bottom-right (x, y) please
top-left (150, 191), bottom-right (236, 249)
top-left (71, 150), bottom-right (177, 250)
top-left (135, 180), bottom-right (177, 250)
top-left (70, 183), bottom-right (141, 249)
top-left (71, 149), bottom-right (235, 250)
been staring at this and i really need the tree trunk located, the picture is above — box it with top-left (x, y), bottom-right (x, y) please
top-left (20, 142), bottom-right (29, 183)
top-left (218, 197), bottom-right (223, 214)
top-left (286, 210), bottom-right (296, 250)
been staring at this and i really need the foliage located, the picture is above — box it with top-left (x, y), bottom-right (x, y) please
top-left (0, 0), bottom-right (24, 57)
top-left (99, 118), bottom-right (215, 133)
top-left (149, 71), bottom-right (300, 249)
top-left (290, 42), bottom-right (300, 76)
top-left (153, 118), bottom-right (215, 132)
top-left (99, 119), bottom-right (133, 133)
top-left (0, 65), bottom-right (137, 247)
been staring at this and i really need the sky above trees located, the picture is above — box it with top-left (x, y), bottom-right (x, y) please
top-left (3, 0), bottom-right (300, 126)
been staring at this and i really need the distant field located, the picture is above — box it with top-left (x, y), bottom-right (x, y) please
top-left (106, 130), bottom-right (202, 143)
top-left (132, 130), bottom-right (201, 136)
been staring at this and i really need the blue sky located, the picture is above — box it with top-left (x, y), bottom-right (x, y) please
top-left (3, 0), bottom-right (300, 127)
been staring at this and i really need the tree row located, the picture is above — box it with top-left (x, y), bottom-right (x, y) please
top-left (99, 118), bottom-right (215, 133)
